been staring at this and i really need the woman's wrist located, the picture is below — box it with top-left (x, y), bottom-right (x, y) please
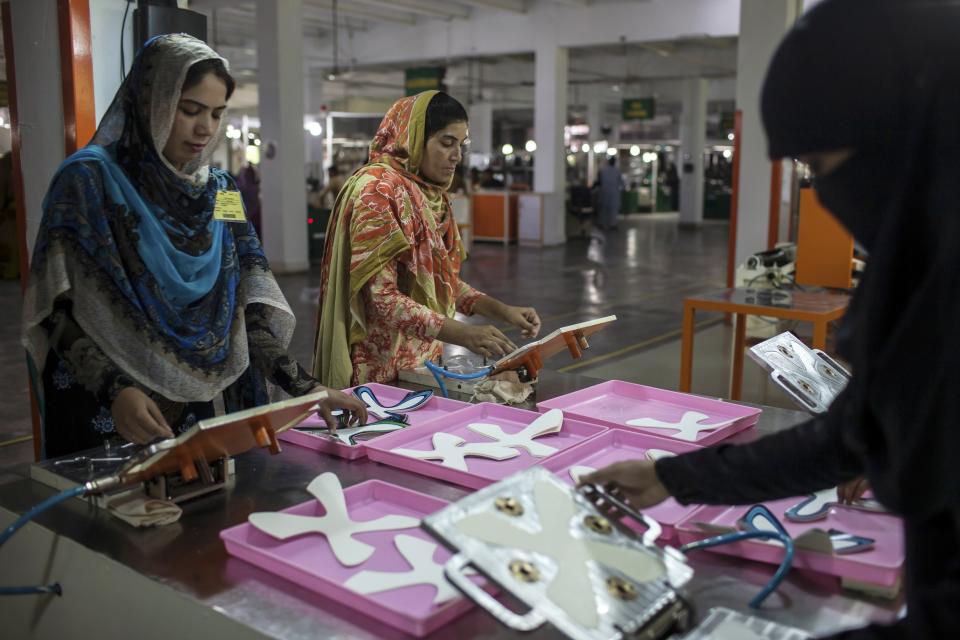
top-left (473, 296), bottom-right (510, 321)
top-left (437, 317), bottom-right (466, 346)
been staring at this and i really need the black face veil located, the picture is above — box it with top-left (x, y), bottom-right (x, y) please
top-left (760, 0), bottom-right (960, 518)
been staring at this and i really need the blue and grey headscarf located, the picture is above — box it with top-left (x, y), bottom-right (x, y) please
top-left (22, 34), bottom-right (294, 403)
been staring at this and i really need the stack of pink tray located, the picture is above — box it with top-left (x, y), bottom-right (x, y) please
top-left (675, 499), bottom-right (904, 589)
top-left (365, 403), bottom-right (608, 489)
top-left (537, 380), bottom-right (761, 446)
top-left (279, 382), bottom-right (471, 460)
top-left (539, 428), bottom-right (704, 542)
top-left (220, 479), bottom-right (483, 637)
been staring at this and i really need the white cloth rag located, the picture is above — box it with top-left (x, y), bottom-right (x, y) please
top-left (471, 371), bottom-right (535, 405)
top-left (107, 493), bottom-right (183, 528)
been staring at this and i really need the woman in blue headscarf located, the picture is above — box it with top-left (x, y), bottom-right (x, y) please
top-left (22, 34), bottom-right (365, 458)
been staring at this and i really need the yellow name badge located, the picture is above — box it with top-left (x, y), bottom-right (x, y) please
top-left (213, 190), bottom-right (247, 222)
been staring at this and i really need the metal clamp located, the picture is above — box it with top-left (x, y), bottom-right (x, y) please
top-left (769, 371), bottom-right (821, 412)
top-left (444, 554), bottom-right (546, 632)
top-left (813, 349), bottom-right (851, 379)
top-left (579, 483), bottom-right (663, 547)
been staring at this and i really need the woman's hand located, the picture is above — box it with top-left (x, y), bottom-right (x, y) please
top-left (310, 386), bottom-right (368, 432)
top-left (472, 296), bottom-right (542, 340)
top-left (837, 476), bottom-right (871, 504)
top-left (440, 319), bottom-right (517, 359)
top-left (501, 305), bottom-right (541, 339)
top-left (110, 387), bottom-right (175, 444)
top-left (580, 460), bottom-right (671, 509)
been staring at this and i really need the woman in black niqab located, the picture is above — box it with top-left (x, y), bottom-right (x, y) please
top-left (762, 0), bottom-right (960, 521)
top-left (586, 0), bottom-right (960, 636)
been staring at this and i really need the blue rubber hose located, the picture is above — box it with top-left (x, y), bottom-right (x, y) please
top-left (423, 359), bottom-right (494, 398)
top-left (0, 584), bottom-right (62, 596)
top-left (680, 529), bottom-right (795, 608)
top-left (0, 484), bottom-right (86, 597)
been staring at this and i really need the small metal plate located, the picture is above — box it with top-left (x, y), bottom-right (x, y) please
top-left (748, 332), bottom-right (850, 414)
top-left (30, 441), bottom-right (144, 506)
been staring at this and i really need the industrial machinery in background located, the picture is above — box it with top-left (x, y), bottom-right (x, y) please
top-left (734, 244), bottom-right (797, 339)
top-left (133, 0), bottom-right (207, 46)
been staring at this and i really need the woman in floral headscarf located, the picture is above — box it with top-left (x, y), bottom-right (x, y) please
top-left (23, 35), bottom-right (365, 457)
top-left (314, 91), bottom-right (540, 389)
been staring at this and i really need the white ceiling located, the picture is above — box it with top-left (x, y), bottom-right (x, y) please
top-left (190, 0), bottom-right (737, 113)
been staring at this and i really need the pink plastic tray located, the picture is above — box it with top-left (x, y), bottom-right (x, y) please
top-left (539, 429), bottom-right (703, 542)
top-left (365, 403), bottom-right (608, 489)
top-left (537, 380), bottom-right (761, 446)
top-left (220, 479), bottom-right (479, 637)
top-left (279, 383), bottom-right (471, 460)
top-left (675, 498), bottom-right (905, 587)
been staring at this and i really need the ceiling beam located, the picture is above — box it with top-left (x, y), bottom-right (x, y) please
top-left (305, 0), bottom-right (418, 25)
top-left (352, 0), bottom-right (470, 20)
top-left (455, 0), bottom-right (527, 13)
top-left (211, 5), bottom-right (369, 31)
top-left (208, 12), bottom-right (368, 38)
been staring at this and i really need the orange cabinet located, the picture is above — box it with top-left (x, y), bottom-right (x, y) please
top-left (471, 192), bottom-right (518, 245)
top-left (795, 188), bottom-right (855, 289)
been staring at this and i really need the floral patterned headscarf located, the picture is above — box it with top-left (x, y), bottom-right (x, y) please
top-left (313, 91), bottom-right (467, 388)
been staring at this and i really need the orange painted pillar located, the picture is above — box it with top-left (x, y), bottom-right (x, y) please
top-left (58, 0), bottom-right (96, 153)
top-left (4, 0), bottom-right (96, 460)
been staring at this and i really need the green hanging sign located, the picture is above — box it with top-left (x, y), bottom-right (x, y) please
top-left (622, 97), bottom-right (656, 121)
top-left (405, 67), bottom-right (446, 96)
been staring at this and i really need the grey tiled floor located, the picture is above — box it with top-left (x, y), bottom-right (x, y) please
top-left (0, 212), bottom-right (799, 470)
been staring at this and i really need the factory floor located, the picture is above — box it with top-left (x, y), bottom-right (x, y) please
top-left (0, 212), bottom-right (809, 474)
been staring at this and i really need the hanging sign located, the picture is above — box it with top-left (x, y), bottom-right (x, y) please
top-left (405, 67), bottom-right (446, 96)
top-left (622, 97), bottom-right (656, 121)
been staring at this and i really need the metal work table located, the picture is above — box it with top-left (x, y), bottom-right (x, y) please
top-left (0, 371), bottom-right (900, 639)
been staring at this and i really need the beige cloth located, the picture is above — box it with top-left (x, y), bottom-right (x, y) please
top-left (470, 371), bottom-right (534, 405)
top-left (107, 494), bottom-right (183, 528)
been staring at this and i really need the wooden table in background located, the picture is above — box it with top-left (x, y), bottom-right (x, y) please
top-left (680, 288), bottom-right (850, 400)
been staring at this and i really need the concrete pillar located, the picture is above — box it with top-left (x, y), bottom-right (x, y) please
top-left (585, 98), bottom-right (601, 187)
top-left (467, 102), bottom-right (493, 157)
top-left (733, 0), bottom-right (803, 267)
top-left (303, 80), bottom-right (325, 166)
top-left (679, 77), bottom-right (707, 226)
top-left (9, 0), bottom-right (65, 259)
top-left (256, 0), bottom-right (308, 272)
top-left (89, 0), bottom-right (135, 124)
top-left (533, 44), bottom-right (568, 245)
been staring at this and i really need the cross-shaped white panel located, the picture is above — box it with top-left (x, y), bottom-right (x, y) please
top-left (344, 534), bottom-right (462, 605)
top-left (467, 409), bottom-right (564, 457)
top-left (626, 411), bottom-right (733, 441)
top-left (392, 432), bottom-right (520, 471)
top-left (247, 473), bottom-right (419, 566)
